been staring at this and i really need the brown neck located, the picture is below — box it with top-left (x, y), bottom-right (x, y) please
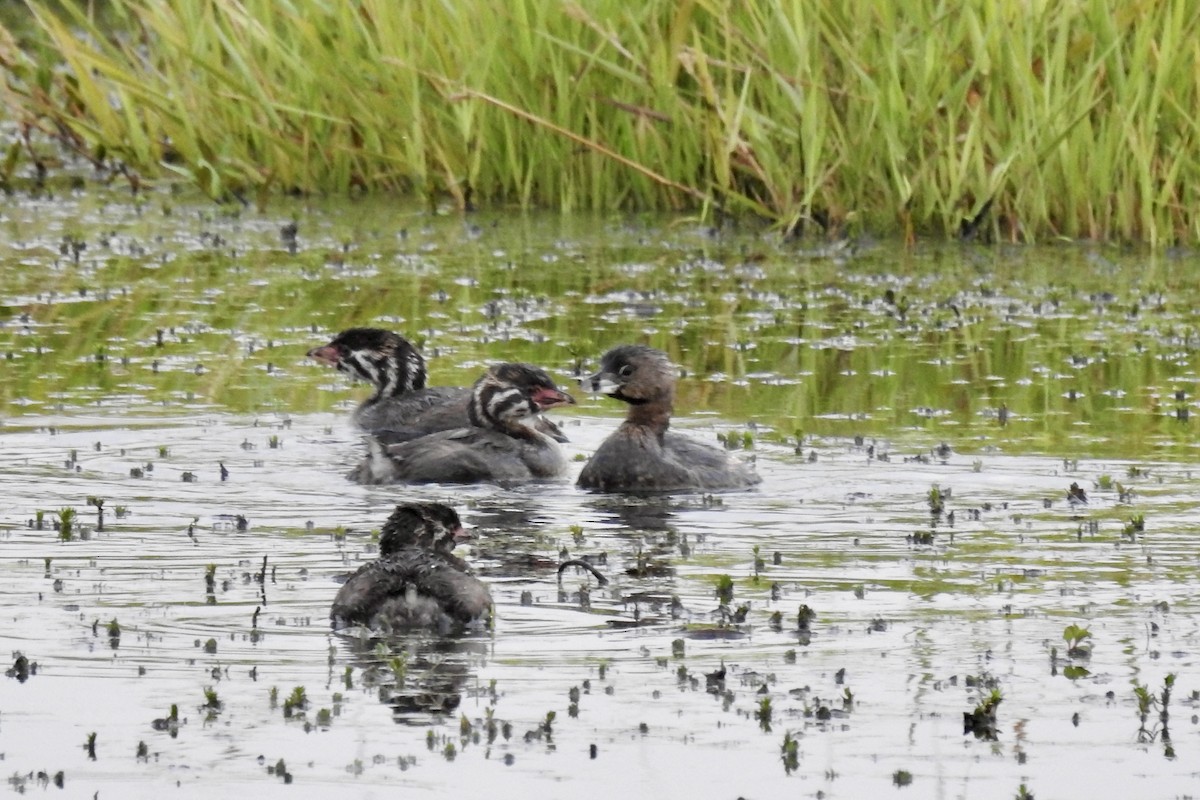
top-left (622, 394), bottom-right (673, 436)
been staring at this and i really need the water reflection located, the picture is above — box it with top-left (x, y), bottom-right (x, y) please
top-left (340, 633), bottom-right (491, 724)
top-left (583, 493), bottom-right (679, 532)
top-left (5, 193), bottom-right (1200, 460)
top-left (3, 193), bottom-right (1200, 797)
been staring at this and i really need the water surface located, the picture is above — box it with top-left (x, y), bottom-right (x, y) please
top-left (2, 190), bottom-right (1199, 798)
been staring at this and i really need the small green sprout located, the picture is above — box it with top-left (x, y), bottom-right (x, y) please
top-left (781, 730), bottom-right (799, 774)
top-left (1062, 624), bottom-right (1092, 658)
top-left (58, 507), bottom-right (77, 541)
top-left (715, 574), bottom-right (734, 605)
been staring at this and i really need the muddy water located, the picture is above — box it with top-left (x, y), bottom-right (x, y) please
top-left (2, 190), bottom-right (1199, 798)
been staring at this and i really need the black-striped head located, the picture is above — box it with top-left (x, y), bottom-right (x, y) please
top-left (582, 345), bottom-right (676, 406)
top-left (378, 502), bottom-right (468, 557)
top-left (467, 363), bottom-right (575, 432)
top-left (307, 328), bottom-right (427, 400)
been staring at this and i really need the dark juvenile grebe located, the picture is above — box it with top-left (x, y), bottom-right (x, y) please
top-left (307, 327), bottom-right (567, 442)
top-left (356, 363), bottom-right (575, 485)
top-left (330, 503), bottom-right (492, 634)
top-left (576, 345), bottom-right (760, 493)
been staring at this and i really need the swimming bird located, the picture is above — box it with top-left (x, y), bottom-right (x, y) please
top-left (330, 503), bottom-right (492, 634)
top-left (576, 344), bottom-right (760, 493)
top-left (308, 327), bottom-right (567, 442)
top-left (355, 363), bottom-right (575, 485)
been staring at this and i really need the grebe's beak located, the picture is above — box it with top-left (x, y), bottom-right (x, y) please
top-left (531, 386), bottom-right (576, 411)
top-left (306, 343), bottom-right (340, 367)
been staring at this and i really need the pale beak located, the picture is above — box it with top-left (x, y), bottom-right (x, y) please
top-left (531, 386), bottom-right (576, 410)
top-left (307, 343), bottom-right (340, 366)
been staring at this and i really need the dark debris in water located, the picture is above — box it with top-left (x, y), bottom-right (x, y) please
top-left (6, 653), bottom-right (34, 682)
top-left (963, 689), bottom-right (1003, 741)
top-left (5, 194), bottom-right (1200, 794)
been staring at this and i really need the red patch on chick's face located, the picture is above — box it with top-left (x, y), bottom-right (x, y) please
top-left (530, 386), bottom-right (576, 411)
top-left (306, 344), bottom-right (341, 366)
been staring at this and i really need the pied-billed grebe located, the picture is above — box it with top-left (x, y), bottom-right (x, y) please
top-left (356, 363), bottom-right (575, 485)
top-left (331, 503), bottom-right (492, 634)
top-left (308, 328), bottom-right (464, 435)
top-left (576, 345), bottom-right (760, 493)
top-left (308, 327), bottom-right (567, 442)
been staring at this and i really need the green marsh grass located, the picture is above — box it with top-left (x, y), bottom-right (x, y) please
top-left (4, 192), bottom-right (1200, 460)
top-left (3, 0), bottom-right (1200, 243)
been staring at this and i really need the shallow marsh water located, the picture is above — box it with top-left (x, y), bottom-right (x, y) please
top-left (2, 189), bottom-right (1200, 798)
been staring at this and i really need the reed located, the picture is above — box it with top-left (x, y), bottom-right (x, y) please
top-left (3, 0), bottom-right (1199, 244)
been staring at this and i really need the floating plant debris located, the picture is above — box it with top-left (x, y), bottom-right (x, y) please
top-left (4, 195), bottom-right (1200, 796)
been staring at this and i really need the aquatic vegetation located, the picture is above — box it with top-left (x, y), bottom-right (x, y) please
top-left (1137, 676), bottom-right (1176, 724)
top-left (780, 731), bottom-right (800, 775)
top-left (1121, 514), bottom-right (1145, 540)
top-left (105, 618), bottom-right (120, 649)
top-left (56, 507), bottom-right (76, 542)
top-left (796, 605), bottom-right (816, 632)
top-left (6, 772), bottom-right (65, 792)
top-left (201, 687), bottom-right (222, 722)
top-left (714, 575), bottom-right (734, 606)
top-left (150, 704), bottom-right (180, 738)
top-left (1060, 651), bottom-right (1090, 681)
top-left (388, 654), bottom-right (409, 685)
top-left (755, 696), bottom-right (773, 732)
top-left (1134, 673), bottom-right (1176, 749)
top-left (282, 686), bottom-right (309, 719)
top-left (5, 187), bottom-right (1200, 458)
top-left (1062, 624), bottom-right (1092, 659)
top-left (716, 430), bottom-right (755, 451)
top-left (928, 486), bottom-right (946, 517)
top-left (963, 688), bottom-right (1003, 741)
top-left (1, 179), bottom-right (1200, 795)
top-left (267, 758), bottom-right (293, 784)
top-left (909, 529), bottom-right (936, 546)
top-left (751, 545), bottom-right (766, 581)
top-left (8, 0), bottom-right (1200, 243)
top-left (86, 496), bottom-right (104, 532)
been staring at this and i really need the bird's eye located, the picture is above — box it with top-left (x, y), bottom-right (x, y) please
top-left (618, 364), bottom-right (634, 378)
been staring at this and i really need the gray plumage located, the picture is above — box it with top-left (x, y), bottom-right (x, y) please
top-left (331, 503), bottom-right (492, 634)
top-left (577, 344), bottom-right (760, 493)
top-left (308, 327), bottom-right (567, 442)
top-left (356, 363), bottom-right (574, 485)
